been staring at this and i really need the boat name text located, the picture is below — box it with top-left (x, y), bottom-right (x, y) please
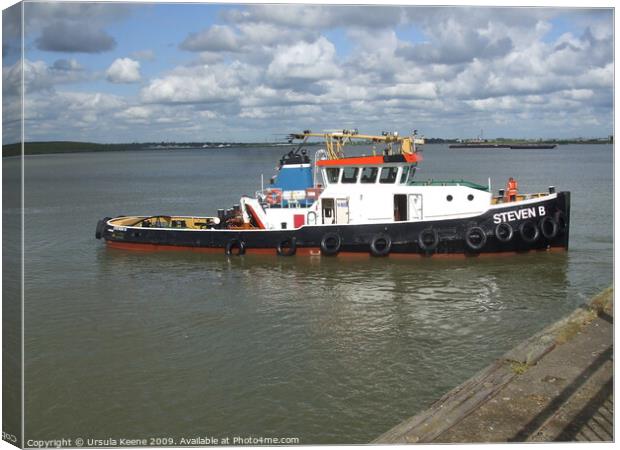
top-left (493, 206), bottom-right (546, 224)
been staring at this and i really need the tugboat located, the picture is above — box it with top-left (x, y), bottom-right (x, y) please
top-left (96, 130), bottom-right (570, 256)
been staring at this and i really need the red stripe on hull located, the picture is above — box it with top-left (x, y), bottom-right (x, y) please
top-left (105, 240), bottom-right (566, 258)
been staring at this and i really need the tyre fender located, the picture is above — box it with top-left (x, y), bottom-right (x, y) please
top-left (494, 222), bottom-right (514, 243)
top-left (555, 211), bottom-right (568, 235)
top-left (320, 233), bottom-right (342, 256)
top-left (369, 233), bottom-right (392, 257)
top-left (418, 228), bottom-right (439, 253)
top-left (95, 217), bottom-right (112, 239)
top-left (464, 226), bottom-right (487, 251)
top-left (276, 237), bottom-right (297, 256)
top-left (519, 220), bottom-right (540, 244)
top-left (540, 216), bottom-right (559, 240)
top-left (225, 239), bottom-right (246, 256)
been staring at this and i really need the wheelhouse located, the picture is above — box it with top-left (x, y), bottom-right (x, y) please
top-left (321, 164), bottom-right (418, 186)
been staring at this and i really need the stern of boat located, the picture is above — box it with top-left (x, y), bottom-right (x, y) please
top-left (95, 216), bottom-right (112, 239)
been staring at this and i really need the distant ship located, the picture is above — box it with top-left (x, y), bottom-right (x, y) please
top-left (449, 143), bottom-right (505, 148)
top-left (449, 142), bottom-right (557, 149)
top-left (508, 143), bottom-right (557, 149)
top-left (449, 129), bottom-right (557, 149)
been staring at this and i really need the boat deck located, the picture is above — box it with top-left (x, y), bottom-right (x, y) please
top-left (109, 215), bottom-right (220, 230)
top-left (408, 179), bottom-right (489, 191)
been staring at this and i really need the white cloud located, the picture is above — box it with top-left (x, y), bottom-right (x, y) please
top-left (267, 37), bottom-right (341, 84)
top-left (377, 83), bottom-right (438, 100)
top-left (239, 104), bottom-right (322, 119)
top-left (51, 58), bottom-right (83, 71)
top-left (224, 5), bottom-right (404, 30)
top-left (180, 25), bottom-right (240, 52)
top-left (115, 105), bottom-right (153, 121)
top-left (27, 3), bottom-right (131, 54)
top-left (140, 63), bottom-right (254, 104)
top-left (15, 5), bottom-right (614, 142)
top-left (3, 58), bottom-right (91, 97)
top-left (23, 90), bottom-right (127, 140)
top-left (236, 22), bottom-right (316, 47)
top-left (106, 58), bottom-right (141, 84)
top-left (36, 21), bottom-right (117, 53)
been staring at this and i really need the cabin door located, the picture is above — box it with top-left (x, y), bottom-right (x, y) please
top-left (321, 198), bottom-right (335, 224)
top-left (394, 194), bottom-right (408, 221)
top-left (335, 198), bottom-right (350, 224)
top-left (408, 194), bottom-right (423, 220)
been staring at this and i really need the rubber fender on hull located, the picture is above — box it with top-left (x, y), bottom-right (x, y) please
top-left (418, 228), bottom-right (439, 253)
top-left (539, 216), bottom-right (559, 240)
top-left (95, 217), bottom-right (111, 239)
top-left (225, 239), bottom-right (246, 256)
top-left (320, 233), bottom-right (342, 256)
top-left (519, 220), bottom-right (540, 244)
top-left (276, 237), bottom-right (297, 256)
top-left (494, 222), bottom-right (514, 243)
top-left (555, 211), bottom-right (568, 235)
top-left (464, 226), bottom-right (487, 252)
top-left (369, 233), bottom-right (392, 257)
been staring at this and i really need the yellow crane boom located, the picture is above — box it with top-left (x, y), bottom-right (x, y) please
top-left (288, 129), bottom-right (423, 159)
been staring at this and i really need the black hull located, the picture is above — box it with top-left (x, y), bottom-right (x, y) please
top-left (98, 192), bottom-right (570, 256)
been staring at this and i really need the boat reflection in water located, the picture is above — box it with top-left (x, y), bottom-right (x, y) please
top-left (94, 246), bottom-right (570, 440)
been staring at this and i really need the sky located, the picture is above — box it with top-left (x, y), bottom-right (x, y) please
top-left (1, 2), bottom-right (614, 143)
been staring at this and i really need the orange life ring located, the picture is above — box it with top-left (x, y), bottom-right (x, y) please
top-left (265, 188), bottom-right (283, 205)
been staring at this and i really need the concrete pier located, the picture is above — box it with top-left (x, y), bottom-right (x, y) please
top-left (374, 287), bottom-right (613, 443)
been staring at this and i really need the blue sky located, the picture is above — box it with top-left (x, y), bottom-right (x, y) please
top-left (2, 2), bottom-right (614, 143)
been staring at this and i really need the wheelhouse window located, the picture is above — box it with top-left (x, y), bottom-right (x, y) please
top-left (409, 165), bottom-right (417, 182)
top-left (360, 167), bottom-right (378, 184)
top-left (326, 168), bottom-right (341, 184)
top-left (341, 167), bottom-right (359, 183)
top-left (379, 167), bottom-right (398, 184)
top-left (400, 166), bottom-right (410, 184)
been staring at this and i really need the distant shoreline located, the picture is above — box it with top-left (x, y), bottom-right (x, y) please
top-left (2, 139), bottom-right (613, 157)
top-left (1, 141), bottom-right (308, 157)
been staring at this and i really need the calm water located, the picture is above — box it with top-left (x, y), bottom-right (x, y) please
top-left (9, 144), bottom-right (613, 444)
